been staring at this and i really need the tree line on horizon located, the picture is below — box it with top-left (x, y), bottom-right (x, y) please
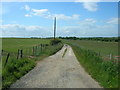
top-left (3, 37), bottom-right (119, 42)
top-left (58, 36), bottom-right (120, 42)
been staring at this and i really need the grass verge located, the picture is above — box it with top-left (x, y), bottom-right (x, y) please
top-left (2, 57), bottom-right (35, 89)
top-left (67, 43), bottom-right (119, 88)
top-left (2, 43), bottom-right (63, 89)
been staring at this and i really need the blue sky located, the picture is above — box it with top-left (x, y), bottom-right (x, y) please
top-left (1, 2), bottom-right (118, 37)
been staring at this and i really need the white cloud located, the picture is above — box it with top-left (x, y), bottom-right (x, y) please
top-left (39, 13), bottom-right (80, 20)
top-left (32, 9), bottom-right (48, 16)
top-left (25, 25), bottom-right (44, 31)
top-left (58, 23), bottom-right (117, 37)
top-left (25, 14), bottom-right (32, 17)
top-left (0, 18), bottom-right (118, 37)
top-left (78, 18), bottom-right (96, 26)
top-left (75, 0), bottom-right (100, 12)
top-left (1, 24), bottom-right (52, 37)
top-left (24, 7), bottom-right (80, 20)
top-left (106, 18), bottom-right (118, 24)
top-left (2, 24), bottom-right (47, 32)
top-left (1, 24), bottom-right (25, 31)
top-left (1, 17), bottom-right (118, 37)
top-left (84, 18), bottom-right (96, 23)
top-left (59, 17), bottom-right (117, 37)
top-left (83, 2), bottom-right (98, 11)
top-left (24, 5), bottom-right (30, 11)
top-left (52, 14), bottom-right (80, 20)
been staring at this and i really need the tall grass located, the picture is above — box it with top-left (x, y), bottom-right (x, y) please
top-left (66, 42), bottom-right (119, 88)
top-left (2, 57), bottom-right (35, 89)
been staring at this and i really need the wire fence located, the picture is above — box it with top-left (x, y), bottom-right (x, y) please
top-left (1, 43), bottom-right (49, 67)
top-left (85, 49), bottom-right (119, 63)
top-left (70, 43), bottom-right (119, 62)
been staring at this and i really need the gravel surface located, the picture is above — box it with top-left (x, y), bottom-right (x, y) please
top-left (10, 45), bottom-right (101, 88)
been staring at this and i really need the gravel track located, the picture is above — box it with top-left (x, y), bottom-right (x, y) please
top-left (11, 45), bottom-right (101, 88)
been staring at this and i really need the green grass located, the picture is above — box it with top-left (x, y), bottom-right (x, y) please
top-left (62, 48), bottom-right (67, 58)
top-left (2, 57), bottom-right (35, 89)
top-left (2, 38), bottom-right (50, 53)
top-left (2, 38), bottom-right (63, 89)
top-left (64, 40), bottom-right (119, 88)
top-left (63, 40), bottom-right (118, 57)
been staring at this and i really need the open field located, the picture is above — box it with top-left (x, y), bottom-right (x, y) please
top-left (2, 38), bottom-right (50, 53)
top-left (63, 40), bottom-right (118, 57)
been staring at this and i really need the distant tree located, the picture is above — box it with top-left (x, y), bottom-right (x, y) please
top-left (50, 39), bottom-right (62, 45)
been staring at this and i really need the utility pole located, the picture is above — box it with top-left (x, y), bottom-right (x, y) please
top-left (54, 17), bottom-right (56, 40)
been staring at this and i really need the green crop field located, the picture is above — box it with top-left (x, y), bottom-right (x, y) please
top-left (2, 38), bottom-right (50, 53)
top-left (63, 40), bottom-right (118, 57)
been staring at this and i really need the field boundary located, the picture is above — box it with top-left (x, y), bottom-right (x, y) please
top-left (69, 44), bottom-right (119, 88)
top-left (2, 43), bottom-right (49, 67)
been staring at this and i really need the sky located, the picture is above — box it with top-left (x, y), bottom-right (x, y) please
top-left (0, 1), bottom-right (118, 37)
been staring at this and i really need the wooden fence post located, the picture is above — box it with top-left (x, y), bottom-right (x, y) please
top-left (20, 50), bottom-right (23, 58)
top-left (17, 49), bottom-right (20, 59)
top-left (2, 49), bottom-right (3, 53)
top-left (4, 53), bottom-right (10, 67)
top-left (34, 46), bottom-right (37, 55)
